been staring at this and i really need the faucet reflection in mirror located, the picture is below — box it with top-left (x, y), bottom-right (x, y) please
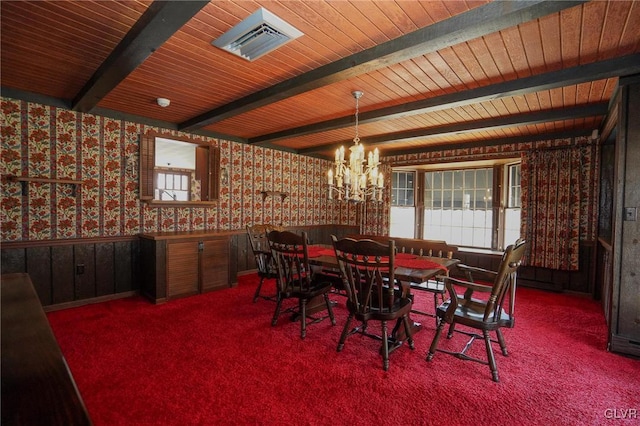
top-left (327, 91), bottom-right (384, 202)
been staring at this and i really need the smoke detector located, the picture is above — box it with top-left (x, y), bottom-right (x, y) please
top-left (157, 98), bottom-right (170, 108)
top-left (212, 8), bottom-right (303, 62)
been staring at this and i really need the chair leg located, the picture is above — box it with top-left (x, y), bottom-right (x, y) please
top-left (427, 319), bottom-right (446, 361)
top-left (483, 329), bottom-right (499, 382)
top-left (324, 293), bottom-right (336, 326)
top-left (496, 329), bottom-right (508, 356)
top-left (253, 277), bottom-right (265, 303)
top-left (271, 297), bottom-right (283, 326)
top-left (402, 315), bottom-right (415, 350)
top-left (300, 299), bottom-right (307, 339)
top-left (433, 293), bottom-right (440, 326)
top-left (337, 314), bottom-right (354, 352)
top-left (447, 322), bottom-right (456, 338)
top-left (381, 320), bottom-right (389, 371)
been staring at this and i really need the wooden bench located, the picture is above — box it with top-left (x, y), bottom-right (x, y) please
top-left (1, 273), bottom-right (92, 425)
top-left (345, 235), bottom-right (459, 321)
top-left (346, 235), bottom-right (458, 259)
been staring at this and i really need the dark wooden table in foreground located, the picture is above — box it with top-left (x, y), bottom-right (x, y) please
top-left (1, 273), bottom-right (92, 426)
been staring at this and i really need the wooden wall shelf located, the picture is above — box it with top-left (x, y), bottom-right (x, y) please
top-left (7, 176), bottom-right (84, 196)
top-left (260, 191), bottom-right (288, 201)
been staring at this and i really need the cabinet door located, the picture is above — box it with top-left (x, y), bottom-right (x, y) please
top-left (167, 242), bottom-right (199, 299)
top-left (201, 238), bottom-right (229, 292)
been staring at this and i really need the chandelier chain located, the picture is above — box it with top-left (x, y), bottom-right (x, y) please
top-left (354, 94), bottom-right (360, 144)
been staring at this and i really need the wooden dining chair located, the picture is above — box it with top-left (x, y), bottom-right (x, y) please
top-left (426, 239), bottom-right (528, 382)
top-left (396, 239), bottom-right (459, 325)
top-left (331, 235), bottom-right (415, 371)
top-left (267, 230), bottom-right (336, 339)
top-left (246, 224), bottom-right (283, 303)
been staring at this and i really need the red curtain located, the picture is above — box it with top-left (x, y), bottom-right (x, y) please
top-left (521, 147), bottom-right (586, 270)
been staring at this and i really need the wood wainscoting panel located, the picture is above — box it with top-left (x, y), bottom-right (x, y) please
top-left (0, 237), bottom-right (140, 309)
top-left (73, 244), bottom-right (96, 300)
top-left (51, 245), bottom-right (75, 304)
top-left (26, 246), bottom-right (52, 305)
top-left (95, 242), bottom-right (115, 297)
top-left (114, 240), bottom-right (135, 294)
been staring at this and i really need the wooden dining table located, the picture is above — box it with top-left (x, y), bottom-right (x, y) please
top-left (305, 245), bottom-right (460, 343)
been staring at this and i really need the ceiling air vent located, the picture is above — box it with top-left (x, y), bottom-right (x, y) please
top-left (212, 8), bottom-right (303, 62)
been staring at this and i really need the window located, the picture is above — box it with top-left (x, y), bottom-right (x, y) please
top-left (390, 160), bottom-right (521, 250)
top-left (424, 168), bottom-right (494, 248)
top-left (390, 171), bottom-right (415, 238)
top-left (139, 133), bottom-right (220, 206)
top-left (391, 171), bottom-right (414, 207)
top-left (155, 170), bottom-right (191, 201)
top-left (503, 163), bottom-right (521, 246)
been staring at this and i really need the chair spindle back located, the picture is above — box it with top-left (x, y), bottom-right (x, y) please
top-left (332, 236), bottom-right (398, 314)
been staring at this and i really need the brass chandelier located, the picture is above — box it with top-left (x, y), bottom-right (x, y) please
top-left (327, 91), bottom-right (383, 202)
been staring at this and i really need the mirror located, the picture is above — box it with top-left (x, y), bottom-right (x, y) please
top-left (155, 138), bottom-right (196, 201)
top-left (139, 133), bottom-right (219, 206)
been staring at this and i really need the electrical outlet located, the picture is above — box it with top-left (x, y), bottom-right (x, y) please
top-left (624, 207), bottom-right (637, 221)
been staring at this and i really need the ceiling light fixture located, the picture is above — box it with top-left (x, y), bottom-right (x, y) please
top-left (156, 98), bottom-right (170, 107)
top-left (212, 7), bottom-right (303, 62)
top-left (328, 91), bottom-right (383, 202)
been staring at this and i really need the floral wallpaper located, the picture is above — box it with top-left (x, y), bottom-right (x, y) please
top-left (0, 96), bottom-right (598, 246)
top-left (1, 97), bottom-right (385, 242)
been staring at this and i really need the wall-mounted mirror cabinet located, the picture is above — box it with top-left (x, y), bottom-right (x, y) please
top-left (139, 133), bottom-right (220, 206)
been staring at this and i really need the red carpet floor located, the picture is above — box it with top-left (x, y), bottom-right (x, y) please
top-left (47, 274), bottom-right (640, 425)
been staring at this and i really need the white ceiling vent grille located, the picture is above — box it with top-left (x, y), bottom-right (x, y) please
top-left (212, 8), bottom-right (303, 62)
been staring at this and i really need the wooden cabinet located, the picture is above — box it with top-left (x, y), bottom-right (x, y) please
top-left (140, 231), bottom-right (234, 303)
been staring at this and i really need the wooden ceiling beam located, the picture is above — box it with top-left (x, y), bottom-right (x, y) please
top-left (381, 129), bottom-right (593, 158)
top-left (179, 0), bottom-right (586, 131)
top-left (298, 103), bottom-right (609, 155)
top-left (250, 54), bottom-right (640, 145)
top-left (71, 0), bottom-right (209, 113)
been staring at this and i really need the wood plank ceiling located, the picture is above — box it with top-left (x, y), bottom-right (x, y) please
top-left (2, 0), bottom-right (639, 160)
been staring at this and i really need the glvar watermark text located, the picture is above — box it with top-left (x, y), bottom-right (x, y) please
top-left (604, 408), bottom-right (637, 420)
